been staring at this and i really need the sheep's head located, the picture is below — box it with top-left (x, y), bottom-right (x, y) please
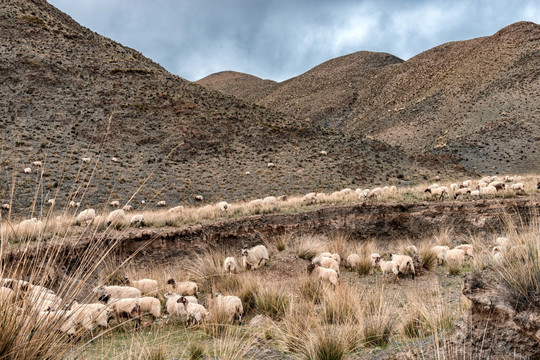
top-left (166, 279), bottom-right (176, 288)
top-left (307, 263), bottom-right (316, 274)
top-left (424, 188), bottom-right (431, 193)
top-left (241, 249), bottom-right (248, 257)
top-left (121, 276), bottom-right (130, 285)
top-left (98, 294), bottom-right (110, 303)
top-left (163, 292), bottom-right (175, 299)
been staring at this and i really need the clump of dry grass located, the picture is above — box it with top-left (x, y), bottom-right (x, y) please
top-left (255, 285), bottom-right (291, 320)
top-left (294, 235), bottom-right (327, 261)
top-left (418, 244), bottom-right (437, 271)
top-left (299, 274), bottom-right (324, 304)
top-left (355, 257), bottom-right (373, 276)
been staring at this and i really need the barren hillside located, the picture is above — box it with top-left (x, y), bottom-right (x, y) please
top-left (0, 0), bottom-right (462, 214)
top-left (199, 22), bottom-right (540, 175)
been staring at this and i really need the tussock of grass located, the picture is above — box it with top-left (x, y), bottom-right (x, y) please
top-left (255, 286), bottom-right (290, 320)
top-left (355, 257), bottom-right (372, 276)
top-left (419, 246), bottom-right (437, 271)
top-left (294, 235), bottom-right (326, 261)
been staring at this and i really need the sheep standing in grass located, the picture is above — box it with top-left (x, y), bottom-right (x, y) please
top-left (431, 245), bottom-right (450, 265)
top-left (425, 187), bottom-right (447, 200)
top-left (212, 293), bottom-right (244, 324)
top-left (179, 296), bottom-right (208, 325)
top-left (345, 254), bottom-right (361, 269)
top-left (106, 297), bottom-right (141, 328)
top-left (267, 162), bottom-right (275, 168)
top-left (122, 277), bottom-right (157, 295)
top-left (168, 205), bottom-right (184, 214)
top-left (248, 199), bottom-right (263, 207)
top-left (311, 256), bottom-right (339, 273)
top-left (262, 196), bottom-right (277, 204)
top-left (443, 249), bottom-right (465, 267)
top-left (379, 259), bottom-right (399, 283)
top-left (307, 263), bottom-right (338, 289)
top-left (129, 214), bottom-right (145, 227)
top-left (302, 192), bottom-right (317, 204)
top-left (93, 285), bottom-right (141, 299)
top-left (455, 244), bottom-right (474, 258)
top-left (479, 186), bottom-right (497, 196)
top-left (82, 157), bottom-right (91, 163)
top-left (217, 201), bottom-right (230, 212)
top-left (122, 205), bottom-right (132, 212)
top-left (1, 204), bottom-right (9, 210)
top-left (157, 200), bottom-right (167, 207)
top-left (241, 245), bottom-right (269, 270)
top-left (223, 257), bottom-right (238, 275)
top-left (492, 246), bottom-right (504, 262)
top-left (489, 181), bottom-right (506, 191)
top-left (195, 195), bottom-right (204, 201)
top-left (137, 296), bottom-right (161, 320)
top-left (510, 183), bottom-right (525, 192)
top-left (24, 167), bottom-right (32, 174)
top-left (370, 253), bottom-right (381, 268)
top-left (470, 190), bottom-right (480, 197)
top-left (76, 209), bottom-right (96, 224)
top-left (495, 237), bottom-right (511, 249)
top-left (454, 188), bottom-right (471, 199)
top-left (368, 187), bottom-right (383, 199)
top-left (32, 161), bottom-right (42, 167)
top-left (391, 254), bottom-right (415, 280)
top-left (110, 201), bottom-right (120, 207)
top-left (166, 279), bottom-right (198, 297)
top-left (163, 292), bottom-right (188, 323)
top-left (461, 180), bottom-right (472, 188)
top-left (106, 209), bottom-right (125, 226)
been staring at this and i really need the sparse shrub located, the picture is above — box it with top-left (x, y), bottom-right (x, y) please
top-left (419, 247), bottom-right (437, 271)
top-left (299, 276), bottom-right (324, 304)
top-left (447, 261), bottom-right (461, 276)
top-left (355, 257), bottom-right (372, 276)
top-left (255, 286), bottom-right (290, 320)
top-left (294, 235), bottom-right (326, 261)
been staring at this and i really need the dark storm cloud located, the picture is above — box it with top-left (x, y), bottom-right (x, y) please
top-left (48, 0), bottom-right (540, 81)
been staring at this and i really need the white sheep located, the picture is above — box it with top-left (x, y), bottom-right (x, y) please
top-left (217, 201), bottom-right (230, 212)
top-left (312, 256), bottom-right (339, 273)
top-left (69, 201), bottom-right (76, 208)
top-left (427, 183), bottom-right (440, 190)
top-left (137, 296), bottom-right (161, 320)
top-left (424, 186), bottom-right (447, 200)
top-left (479, 185), bottom-right (497, 196)
top-left (71, 302), bottom-right (112, 331)
top-left (391, 254), bottom-right (415, 280)
top-left (105, 297), bottom-right (141, 328)
top-left (163, 292), bottom-right (188, 323)
top-left (129, 214), bottom-right (145, 227)
top-left (510, 183), bottom-right (525, 192)
top-left (75, 209), bottom-right (96, 223)
top-left (492, 246), bottom-right (504, 262)
top-left (122, 277), bottom-right (157, 295)
top-left (168, 205), bottom-right (184, 214)
top-left (23, 167), bottom-right (32, 174)
top-left (32, 161), bottom-right (42, 167)
top-left (316, 192), bottom-right (328, 202)
top-left (179, 296), bottom-right (208, 325)
top-left (157, 200), bottom-right (167, 207)
top-left (166, 279), bottom-right (199, 297)
top-left (454, 188), bottom-right (471, 199)
top-left (223, 257), bottom-right (238, 275)
top-left (488, 181), bottom-right (506, 191)
top-left (495, 237), bottom-right (511, 249)
top-left (462, 180), bottom-right (472, 188)
top-left (241, 245), bottom-right (269, 270)
top-left (455, 244), bottom-right (474, 258)
top-left (302, 192), bottom-right (317, 204)
top-left (345, 254), bottom-right (361, 269)
top-left (106, 209), bottom-right (125, 226)
top-left (111, 157), bottom-right (120, 163)
top-left (248, 199), bottom-right (263, 207)
top-left (267, 162), bottom-right (275, 168)
top-left (450, 183), bottom-right (459, 191)
top-left (368, 187), bottom-right (383, 198)
top-left (47, 199), bottom-right (55, 206)
top-left (195, 195), bottom-right (204, 201)
top-left (122, 205), bottom-right (132, 212)
top-left (262, 196), bottom-right (277, 204)
top-left (470, 190), bottom-right (480, 197)
top-left (320, 150), bottom-right (327, 156)
top-left (16, 218), bottom-right (43, 234)
top-left (93, 285), bottom-right (141, 299)
top-left (211, 293), bottom-right (244, 324)
top-left (370, 253), bottom-right (381, 268)
top-left (443, 249), bottom-right (465, 267)
top-left (1, 204), bottom-right (10, 210)
top-left (431, 245), bottom-right (450, 265)
top-left (379, 259), bottom-right (399, 283)
top-left (277, 195), bottom-right (288, 201)
top-left (82, 157), bottom-right (91, 163)
top-left (110, 200), bottom-right (120, 207)
top-left (307, 263), bottom-right (339, 289)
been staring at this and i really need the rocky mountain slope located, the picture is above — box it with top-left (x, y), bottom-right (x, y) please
top-left (0, 0), bottom-right (459, 215)
top-left (198, 22), bottom-right (540, 175)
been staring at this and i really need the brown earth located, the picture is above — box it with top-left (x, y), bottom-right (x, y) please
top-left (198, 22), bottom-right (540, 175)
top-left (0, 0), bottom-right (465, 215)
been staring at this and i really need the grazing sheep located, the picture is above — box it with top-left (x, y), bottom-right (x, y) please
top-left (168, 205), bottom-right (184, 214)
top-left (32, 161), bottom-right (42, 167)
top-left (157, 200), bottom-right (166, 207)
top-left (431, 245), bottom-right (450, 265)
top-left (121, 277), bottom-right (157, 295)
top-left (462, 180), bottom-right (472, 188)
top-left (105, 297), bottom-right (141, 328)
top-left (307, 263), bottom-right (338, 289)
top-left (444, 249), bottom-right (465, 266)
top-left (425, 187), bottom-right (448, 200)
top-left (111, 157), bottom-right (120, 163)
top-left (36, 310), bottom-right (77, 336)
top-left (277, 195), bottom-right (288, 201)
top-left (489, 181), bottom-right (506, 191)
top-left (166, 279), bottom-right (198, 297)
top-left (370, 253), bottom-right (382, 268)
top-left (106, 209), bottom-right (125, 226)
top-left (137, 296), bottom-right (161, 320)
top-left (470, 190), bottom-right (480, 197)
top-left (267, 162), bottom-right (275, 168)
top-left (212, 293), bottom-right (244, 324)
top-left (23, 167), bottom-right (32, 174)
top-left (217, 201), bottom-right (230, 212)
top-left (93, 285), bottom-right (141, 299)
top-left (47, 199), bottom-right (55, 206)
top-left (163, 292), bottom-right (188, 323)
top-left (316, 193), bottom-right (328, 202)
top-left (320, 150), bottom-right (327, 156)
top-left (379, 259), bottom-right (400, 283)
top-left (110, 201), bottom-right (120, 207)
top-left (241, 245), bottom-right (269, 270)
top-left (75, 209), bottom-right (96, 225)
top-left (122, 205), bottom-right (132, 212)
top-left (492, 246), bottom-right (504, 262)
top-left (405, 245), bottom-right (418, 255)
top-left (68, 201), bottom-right (76, 208)
top-left (357, 189), bottom-right (371, 199)
top-left (262, 196), bottom-right (277, 204)
top-left (81, 157), bottom-right (91, 163)
top-left (179, 296), bottom-right (208, 325)
top-left (16, 218), bottom-right (43, 234)
top-left (454, 188), bottom-right (471, 199)
top-left (368, 187), bottom-right (383, 198)
top-left (223, 257), bottom-right (238, 275)
top-left (302, 192), bottom-right (317, 204)
top-left (479, 186), bottom-right (497, 196)
top-left (1, 203), bottom-right (10, 210)
top-left (195, 195), bottom-right (204, 201)
top-left (450, 184), bottom-right (459, 191)
top-left (248, 199), bottom-right (263, 207)
top-left (427, 183), bottom-right (440, 190)
top-left (510, 183), bottom-right (525, 192)
top-left (345, 254), bottom-right (361, 269)
top-left (71, 302), bottom-right (112, 331)
top-left (455, 244), bottom-right (474, 258)
top-left (312, 256), bottom-right (339, 273)
top-left (318, 252), bottom-right (332, 258)
top-left (129, 214), bottom-right (145, 227)
top-left (331, 253), bottom-right (341, 263)
top-left (391, 254), bottom-right (415, 280)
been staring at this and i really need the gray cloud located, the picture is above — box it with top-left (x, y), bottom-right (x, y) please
top-left (48, 0), bottom-right (540, 81)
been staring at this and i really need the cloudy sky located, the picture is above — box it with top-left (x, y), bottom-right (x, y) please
top-left (48, 0), bottom-right (539, 82)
